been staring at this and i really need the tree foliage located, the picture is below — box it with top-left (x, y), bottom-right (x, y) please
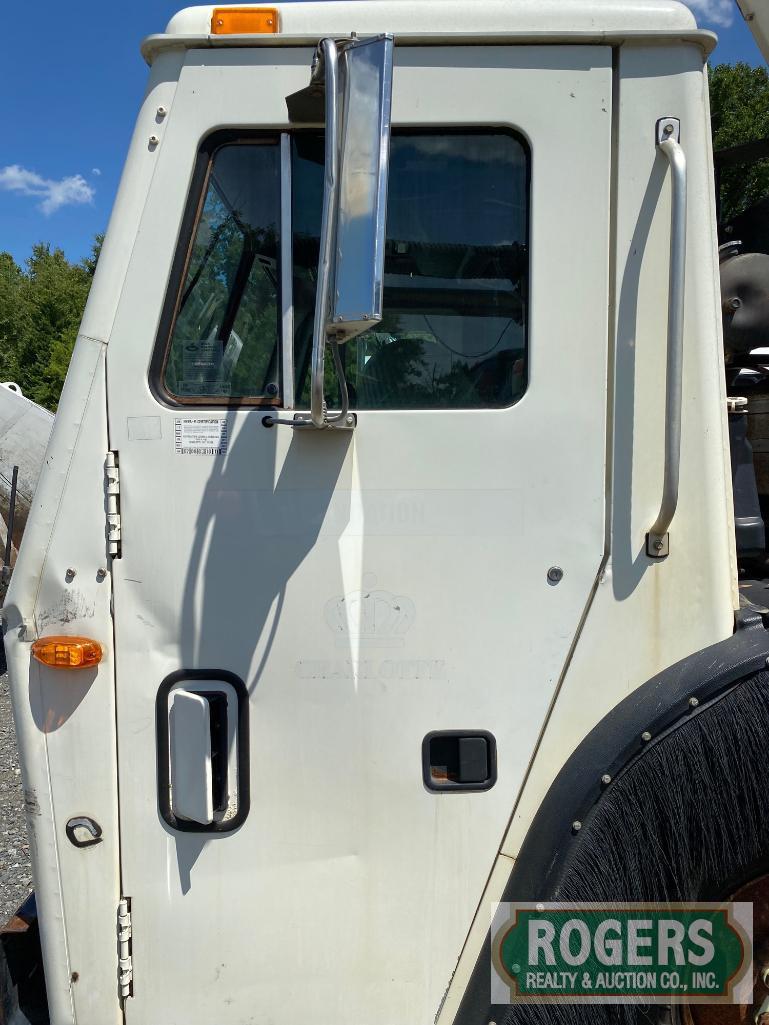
top-left (0, 236), bottom-right (101, 411)
top-left (710, 62), bottom-right (769, 224)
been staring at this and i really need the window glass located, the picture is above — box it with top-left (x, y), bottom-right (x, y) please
top-left (163, 142), bottom-right (281, 402)
top-left (293, 131), bottom-right (529, 409)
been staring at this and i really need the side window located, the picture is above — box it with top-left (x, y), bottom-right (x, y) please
top-left (293, 131), bottom-right (529, 409)
top-left (155, 130), bottom-right (528, 409)
top-left (160, 140), bottom-right (281, 403)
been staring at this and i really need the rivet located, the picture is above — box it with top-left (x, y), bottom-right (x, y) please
top-left (601, 773), bottom-right (612, 785)
top-left (688, 696), bottom-right (699, 708)
top-left (66, 568), bottom-right (76, 580)
top-left (536, 903), bottom-right (545, 912)
top-left (149, 135), bottom-right (160, 146)
top-left (572, 820), bottom-right (582, 832)
top-left (156, 106), bottom-right (167, 118)
top-left (641, 731), bottom-right (652, 742)
top-left (547, 566), bottom-right (564, 585)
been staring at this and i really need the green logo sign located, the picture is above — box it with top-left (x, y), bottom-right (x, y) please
top-left (491, 903), bottom-right (752, 1005)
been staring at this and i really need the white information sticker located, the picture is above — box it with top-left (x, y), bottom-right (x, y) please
top-left (174, 418), bottom-right (228, 456)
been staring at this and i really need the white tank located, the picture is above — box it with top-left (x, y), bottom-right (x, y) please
top-left (0, 383), bottom-right (54, 568)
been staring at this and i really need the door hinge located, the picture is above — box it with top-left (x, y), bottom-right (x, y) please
top-left (117, 897), bottom-right (133, 998)
top-left (105, 452), bottom-right (121, 557)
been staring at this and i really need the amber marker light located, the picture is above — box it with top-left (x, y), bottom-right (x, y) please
top-left (211, 7), bottom-right (279, 33)
top-left (31, 636), bottom-right (103, 670)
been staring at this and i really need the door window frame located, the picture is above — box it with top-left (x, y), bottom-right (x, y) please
top-left (149, 126), bottom-right (531, 411)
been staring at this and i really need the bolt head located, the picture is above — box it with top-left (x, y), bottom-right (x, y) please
top-left (601, 774), bottom-right (612, 785)
top-left (663, 123), bottom-right (674, 135)
top-left (65, 568), bottom-right (76, 579)
top-left (641, 731), bottom-right (652, 742)
top-left (547, 566), bottom-right (564, 584)
top-left (156, 106), bottom-right (167, 117)
top-left (689, 696), bottom-right (699, 708)
top-left (572, 820), bottom-right (582, 832)
top-left (149, 135), bottom-right (159, 146)
top-left (653, 539), bottom-right (665, 551)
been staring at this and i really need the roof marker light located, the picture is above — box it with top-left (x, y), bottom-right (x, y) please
top-left (31, 636), bottom-right (103, 670)
top-left (211, 7), bottom-right (279, 34)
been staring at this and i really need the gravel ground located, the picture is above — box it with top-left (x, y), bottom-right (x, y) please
top-left (0, 672), bottom-right (33, 923)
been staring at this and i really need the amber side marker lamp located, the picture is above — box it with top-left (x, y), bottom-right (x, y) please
top-left (31, 636), bottom-right (103, 670)
top-left (211, 7), bottom-right (279, 33)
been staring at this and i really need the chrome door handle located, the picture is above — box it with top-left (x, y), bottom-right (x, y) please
top-left (647, 117), bottom-right (687, 559)
top-left (157, 670), bottom-right (250, 833)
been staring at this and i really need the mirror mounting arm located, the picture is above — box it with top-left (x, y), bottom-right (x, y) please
top-left (265, 38), bottom-right (350, 431)
top-left (265, 34), bottom-right (393, 432)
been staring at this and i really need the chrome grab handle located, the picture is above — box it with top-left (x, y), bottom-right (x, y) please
top-left (646, 117), bottom-right (687, 559)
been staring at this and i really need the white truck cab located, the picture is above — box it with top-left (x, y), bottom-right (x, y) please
top-left (7, 4), bottom-right (769, 1025)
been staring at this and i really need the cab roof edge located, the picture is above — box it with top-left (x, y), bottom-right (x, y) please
top-left (140, 28), bottom-right (718, 66)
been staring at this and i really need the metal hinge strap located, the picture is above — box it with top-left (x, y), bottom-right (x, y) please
top-left (118, 897), bottom-right (133, 998)
top-left (106, 452), bottom-right (121, 557)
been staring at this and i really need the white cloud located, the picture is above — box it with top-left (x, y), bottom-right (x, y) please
top-left (684, 0), bottom-right (734, 28)
top-left (0, 164), bottom-right (95, 215)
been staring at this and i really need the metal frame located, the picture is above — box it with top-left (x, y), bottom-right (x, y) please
top-left (280, 132), bottom-right (295, 409)
top-left (646, 116), bottom-right (687, 559)
top-left (310, 37), bottom-right (344, 428)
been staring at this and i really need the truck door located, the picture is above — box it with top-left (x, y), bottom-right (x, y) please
top-left (106, 45), bottom-right (612, 1025)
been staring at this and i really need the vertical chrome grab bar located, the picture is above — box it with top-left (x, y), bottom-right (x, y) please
top-left (646, 117), bottom-right (687, 559)
top-left (310, 38), bottom-right (340, 429)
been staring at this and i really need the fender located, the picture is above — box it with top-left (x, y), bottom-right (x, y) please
top-left (453, 610), bottom-right (769, 1024)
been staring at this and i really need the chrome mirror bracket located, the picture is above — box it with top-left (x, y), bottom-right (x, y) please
top-left (262, 412), bottom-right (357, 430)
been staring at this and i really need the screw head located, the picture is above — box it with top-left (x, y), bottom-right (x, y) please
top-left (572, 820), bottom-right (582, 832)
top-left (156, 105), bottom-right (167, 118)
top-left (653, 539), bottom-right (665, 552)
top-left (65, 568), bottom-right (76, 580)
top-left (601, 773), bottom-right (612, 785)
top-left (663, 122), bottom-right (674, 135)
top-left (149, 135), bottom-right (160, 146)
top-left (345, 415), bottom-right (354, 425)
top-left (689, 696), bottom-right (699, 708)
top-left (547, 566), bottom-right (564, 585)
top-left (641, 731), bottom-right (652, 742)
top-left (96, 568), bottom-right (107, 581)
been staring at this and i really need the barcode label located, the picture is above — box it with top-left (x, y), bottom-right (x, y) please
top-left (174, 418), bottom-right (228, 456)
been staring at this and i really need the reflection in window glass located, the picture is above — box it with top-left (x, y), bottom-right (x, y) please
top-left (293, 131), bottom-right (529, 409)
top-left (163, 142), bottom-right (281, 401)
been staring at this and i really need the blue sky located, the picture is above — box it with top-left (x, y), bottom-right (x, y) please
top-left (0, 0), bottom-right (764, 268)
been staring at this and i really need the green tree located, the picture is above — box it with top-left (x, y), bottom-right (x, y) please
top-left (0, 236), bottom-right (101, 411)
top-left (710, 62), bottom-right (769, 223)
